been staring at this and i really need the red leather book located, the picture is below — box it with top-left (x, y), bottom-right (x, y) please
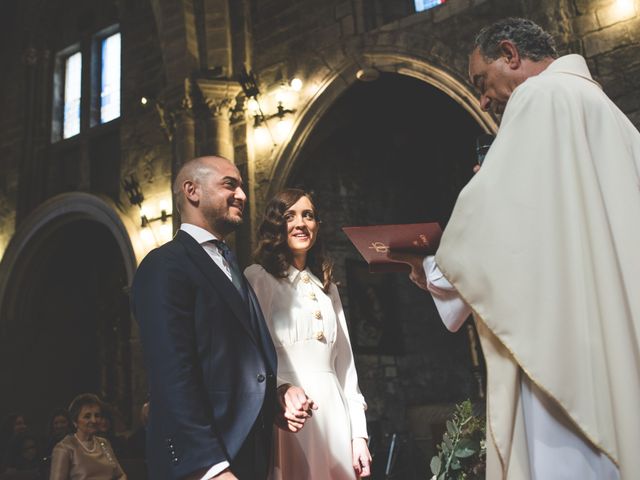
top-left (342, 222), bottom-right (443, 273)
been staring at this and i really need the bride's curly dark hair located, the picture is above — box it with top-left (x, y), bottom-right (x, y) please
top-left (254, 188), bottom-right (333, 292)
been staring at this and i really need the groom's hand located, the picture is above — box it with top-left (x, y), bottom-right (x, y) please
top-left (275, 384), bottom-right (317, 433)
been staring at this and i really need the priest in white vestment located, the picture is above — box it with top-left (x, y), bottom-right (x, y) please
top-left (396, 18), bottom-right (640, 480)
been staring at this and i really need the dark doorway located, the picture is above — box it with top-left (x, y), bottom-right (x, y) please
top-left (287, 73), bottom-right (485, 478)
top-left (0, 219), bottom-right (132, 431)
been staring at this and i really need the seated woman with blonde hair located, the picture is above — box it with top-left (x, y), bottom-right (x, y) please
top-left (245, 188), bottom-right (371, 479)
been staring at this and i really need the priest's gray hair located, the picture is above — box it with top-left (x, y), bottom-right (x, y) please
top-left (474, 17), bottom-right (558, 61)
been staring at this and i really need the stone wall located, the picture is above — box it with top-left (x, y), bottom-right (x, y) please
top-left (246, 0), bottom-right (640, 218)
top-left (2, 0), bottom-right (638, 258)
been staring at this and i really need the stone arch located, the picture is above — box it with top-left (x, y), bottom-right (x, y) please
top-left (0, 192), bottom-right (144, 424)
top-left (0, 192), bottom-right (139, 325)
top-left (266, 51), bottom-right (497, 199)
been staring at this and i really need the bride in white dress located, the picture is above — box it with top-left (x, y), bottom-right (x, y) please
top-left (245, 188), bottom-right (372, 479)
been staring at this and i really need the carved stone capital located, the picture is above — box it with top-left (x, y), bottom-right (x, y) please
top-left (156, 78), bottom-right (200, 142)
top-left (162, 78), bottom-right (196, 115)
top-left (195, 79), bottom-right (242, 118)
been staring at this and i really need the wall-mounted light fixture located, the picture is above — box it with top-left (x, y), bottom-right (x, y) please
top-left (613, 0), bottom-right (636, 18)
top-left (238, 66), bottom-right (302, 146)
top-left (123, 175), bottom-right (173, 246)
top-left (356, 67), bottom-right (380, 82)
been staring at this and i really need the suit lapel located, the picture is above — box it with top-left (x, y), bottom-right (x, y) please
top-left (247, 282), bottom-right (277, 374)
top-left (175, 231), bottom-right (259, 346)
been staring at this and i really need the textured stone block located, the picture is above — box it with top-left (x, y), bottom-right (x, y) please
top-left (315, 44), bottom-right (347, 70)
top-left (341, 14), bottom-right (356, 36)
top-left (385, 366), bottom-right (398, 378)
top-left (315, 22), bottom-right (342, 48)
top-left (335, 1), bottom-right (352, 19)
top-left (613, 90), bottom-right (640, 113)
top-left (583, 24), bottom-right (630, 56)
top-left (374, 31), bottom-right (397, 47)
top-left (626, 109), bottom-right (640, 128)
top-left (573, 13), bottom-right (600, 35)
top-left (598, 72), bottom-right (629, 98)
top-left (627, 17), bottom-right (640, 42)
top-left (381, 355), bottom-right (396, 365)
top-left (398, 10), bottom-right (434, 29)
top-left (596, 45), bottom-right (640, 74)
top-left (574, 0), bottom-right (597, 15)
top-left (596, 2), bottom-right (637, 28)
top-left (625, 64), bottom-right (640, 87)
top-left (433, 0), bottom-right (471, 23)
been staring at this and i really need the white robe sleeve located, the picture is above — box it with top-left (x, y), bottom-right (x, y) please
top-left (329, 283), bottom-right (368, 439)
top-left (424, 255), bottom-right (471, 332)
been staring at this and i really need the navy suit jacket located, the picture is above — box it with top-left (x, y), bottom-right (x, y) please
top-left (131, 230), bottom-right (277, 480)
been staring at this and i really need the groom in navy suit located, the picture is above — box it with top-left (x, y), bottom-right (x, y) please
top-left (132, 156), bottom-right (278, 480)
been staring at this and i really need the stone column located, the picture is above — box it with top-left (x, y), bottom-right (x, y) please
top-left (194, 79), bottom-right (251, 258)
top-left (158, 79), bottom-right (197, 231)
top-left (195, 79), bottom-right (242, 160)
top-left (169, 78), bottom-right (197, 168)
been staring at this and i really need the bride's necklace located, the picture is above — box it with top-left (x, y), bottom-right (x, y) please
top-left (74, 433), bottom-right (97, 453)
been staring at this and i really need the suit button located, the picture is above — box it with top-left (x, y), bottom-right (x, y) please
top-left (257, 374), bottom-right (266, 383)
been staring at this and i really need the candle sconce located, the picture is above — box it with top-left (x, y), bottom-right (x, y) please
top-left (122, 175), bottom-right (173, 228)
top-left (122, 175), bottom-right (174, 247)
top-left (238, 66), bottom-right (301, 145)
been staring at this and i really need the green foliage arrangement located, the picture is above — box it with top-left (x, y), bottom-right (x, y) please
top-left (429, 400), bottom-right (486, 480)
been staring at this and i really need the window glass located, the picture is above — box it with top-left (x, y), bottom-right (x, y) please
top-left (63, 52), bottom-right (82, 138)
top-left (100, 32), bottom-right (121, 123)
top-left (414, 0), bottom-right (445, 12)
